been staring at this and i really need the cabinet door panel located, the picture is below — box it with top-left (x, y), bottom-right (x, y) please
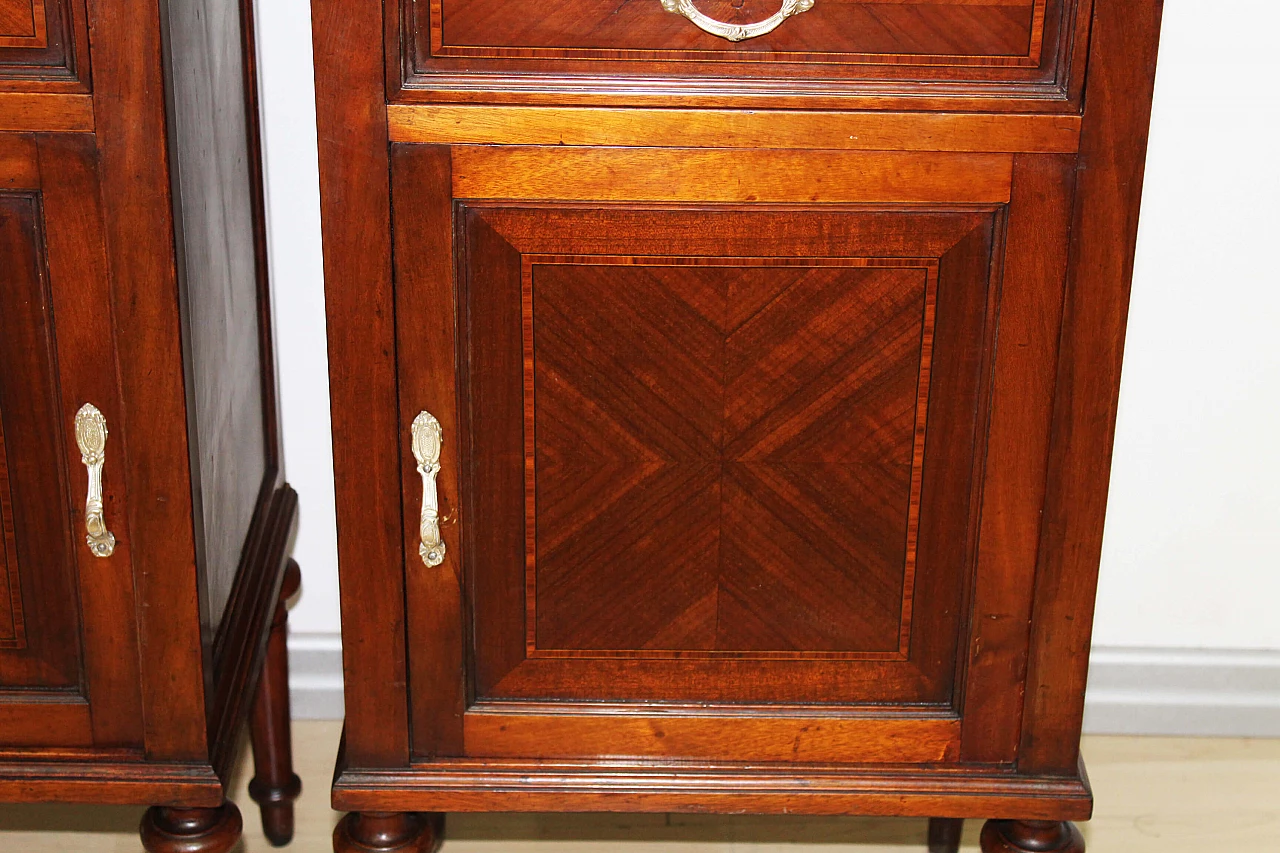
top-left (394, 145), bottom-right (1072, 766)
top-left (0, 134), bottom-right (141, 749)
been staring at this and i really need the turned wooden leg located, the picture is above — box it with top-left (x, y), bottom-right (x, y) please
top-left (333, 812), bottom-right (444, 853)
top-left (249, 558), bottom-right (303, 846)
top-left (980, 820), bottom-right (1084, 853)
top-left (929, 817), bottom-right (964, 852)
top-left (140, 803), bottom-right (243, 853)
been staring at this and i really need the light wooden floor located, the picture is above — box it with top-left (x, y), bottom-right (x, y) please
top-left (1, 722), bottom-right (1277, 852)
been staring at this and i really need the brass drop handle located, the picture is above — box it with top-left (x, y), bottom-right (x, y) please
top-left (660, 0), bottom-right (814, 42)
top-left (74, 403), bottom-right (116, 558)
top-left (411, 411), bottom-right (446, 567)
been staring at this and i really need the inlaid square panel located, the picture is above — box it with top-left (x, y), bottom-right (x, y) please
top-left (531, 260), bottom-right (935, 658)
top-left (453, 204), bottom-right (999, 708)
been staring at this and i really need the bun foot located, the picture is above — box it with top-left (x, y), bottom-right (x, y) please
top-left (140, 802), bottom-right (243, 853)
top-left (333, 812), bottom-right (443, 853)
top-left (980, 820), bottom-right (1084, 853)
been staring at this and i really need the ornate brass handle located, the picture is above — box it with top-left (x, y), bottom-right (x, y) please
top-left (660, 0), bottom-right (814, 42)
top-left (74, 403), bottom-right (116, 558)
top-left (411, 411), bottom-right (446, 567)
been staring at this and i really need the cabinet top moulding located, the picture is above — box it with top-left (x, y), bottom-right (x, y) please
top-left (387, 105), bottom-right (1082, 153)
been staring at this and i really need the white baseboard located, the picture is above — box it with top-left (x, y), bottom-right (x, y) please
top-left (1083, 646), bottom-right (1280, 737)
top-left (288, 633), bottom-right (1280, 737)
top-left (287, 632), bottom-right (345, 720)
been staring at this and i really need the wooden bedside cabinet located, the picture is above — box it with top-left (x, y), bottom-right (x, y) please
top-left (0, 0), bottom-right (300, 850)
top-left (312, 1), bottom-right (1163, 852)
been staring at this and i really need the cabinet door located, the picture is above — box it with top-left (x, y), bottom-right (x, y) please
top-left (0, 134), bottom-right (142, 749)
top-left (392, 145), bottom-right (1074, 766)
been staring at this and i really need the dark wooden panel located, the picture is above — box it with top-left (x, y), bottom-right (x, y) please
top-left (33, 132), bottom-right (145, 749)
top-left (530, 262), bottom-right (931, 656)
top-left (445, 201), bottom-right (998, 713)
top-left (0, 190), bottom-right (81, 684)
top-left (398, 0), bottom-right (1092, 111)
top-left (957, 153), bottom-right (1075, 764)
top-left (91, 0), bottom-right (211, 760)
top-left (1020, 0), bottom-right (1164, 776)
top-left (0, 0), bottom-right (89, 89)
top-left (0, 134), bottom-right (143, 751)
top-left (437, 0), bottom-right (1042, 57)
top-left (313, 0), bottom-right (411, 767)
top-left (391, 144), bottom-right (468, 760)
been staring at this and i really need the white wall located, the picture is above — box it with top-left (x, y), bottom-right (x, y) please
top-left (253, 0), bottom-right (1280, 673)
top-left (1093, 0), bottom-right (1280, 651)
top-left (255, 0), bottom-right (339, 638)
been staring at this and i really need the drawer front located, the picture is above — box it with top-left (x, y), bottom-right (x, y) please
top-left (0, 0), bottom-right (87, 88)
top-left (397, 0), bottom-right (1092, 108)
top-left (393, 144), bottom-right (1075, 766)
top-left (0, 135), bottom-right (140, 749)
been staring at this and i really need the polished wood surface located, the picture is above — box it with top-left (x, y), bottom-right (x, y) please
top-left (0, 0), bottom-right (88, 90)
top-left (333, 812), bottom-right (443, 853)
top-left (0, 0), bottom-right (299, 850)
top-left (387, 106), bottom-right (1082, 153)
top-left (249, 560), bottom-right (304, 847)
top-left (0, 93), bottom-right (92, 130)
top-left (314, 0), bottom-right (1163, 843)
top-left (5, 727), bottom-right (1279, 851)
top-left (140, 804), bottom-right (244, 853)
top-left (450, 147), bottom-right (1014, 203)
top-left (979, 820), bottom-right (1084, 853)
top-left (0, 133), bottom-right (137, 750)
top-left (395, 0), bottom-right (1093, 109)
top-left (1019, 0), bottom-right (1164, 777)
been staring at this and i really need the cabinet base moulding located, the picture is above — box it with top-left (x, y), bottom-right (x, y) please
top-left (332, 758), bottom-right (1093, 820)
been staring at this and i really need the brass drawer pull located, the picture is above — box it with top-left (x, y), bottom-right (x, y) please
top-left (411, 411), bottom-right (446, 567)
top-left (660, 0), bottom-right (814, 42)
top-left (74, 403), bottom-right (116, 558)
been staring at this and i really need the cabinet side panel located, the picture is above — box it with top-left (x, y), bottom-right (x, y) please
top-left (160, 0), bottom-right (273, 642)
top-left (1020, 0), bottom-right (1164, 775)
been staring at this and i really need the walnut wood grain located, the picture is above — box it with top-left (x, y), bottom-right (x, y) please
top-left (394, 0), bottom-right (1094, 112)
top-left (140, 803), bottom-right (243, 853)
top-left (248, 559), bottom-right (302, 846)
top-left (0, 93), bottom-right (92, 130)
top-left (1020, 0), bottom-right (1165, 776)
top-left (332, 757), bottom-right (1094, 818)
top-left (334, 812), bottom-right (443, 853)
top-left (979, 820), bottom-right (1084, 853)
top-left (318, 0), bottom-right (1162, 835)
top-left (388, 105), bottom-right (1081, 153)
top-left (313, 0), bottom-right (411, 769)
top-left (451, 147), bottom-right (1014, 204)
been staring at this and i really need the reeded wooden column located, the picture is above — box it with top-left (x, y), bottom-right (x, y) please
top-left (980, 820), bottom-right (1084, 853)
top-left (248, 558), bottom-right (303, 845)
